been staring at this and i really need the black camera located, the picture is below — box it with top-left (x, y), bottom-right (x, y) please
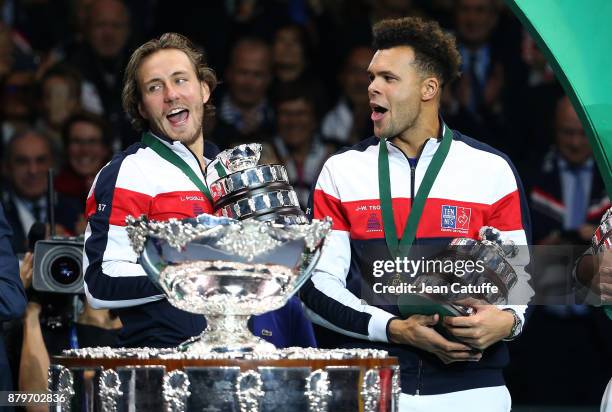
top-left (32, 236), bottom-right (85, 294)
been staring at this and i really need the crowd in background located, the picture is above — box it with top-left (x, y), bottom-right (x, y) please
top-left (0, 0), bottom-right (610, 408)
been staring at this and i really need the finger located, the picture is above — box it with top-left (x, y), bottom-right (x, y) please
top-left (601, 294), bottom-right (612, 303)
top-left (427, 330), bottom-right (472, 352)
top-left (437, 351), bottom-right (482, 364)
top-left (453, 297), bottom-right (488, 310)
top-left (444, 326), bottom-right (480, 339)
top-left (444, 350), bottom-right (482, 361)
top-left (24, 255), bottom-right (33, 269)
top-left (443, 315), bottom-right (476, 327)
top-left (414, 314), bottom-right (439, 326)
top-left (600, 283), bottom-right (612, 295)
top-left (599, 271), bottom-right (612, 282)
top-left (599, 266), bottom-right (612, 275)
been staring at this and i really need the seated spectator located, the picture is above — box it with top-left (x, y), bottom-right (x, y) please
top-left (321, 45), bottom-right (373, 145)
top-left (210, 37), bottom-right (274, 149)
top-left (443, 0), bottom-right (507, 148)
top-left (530, 95), bottom-right (610, 246)
top-left (54, 111), bottom-right (112, 205)
top-left (0, 71), bottom-right (36, 154)
top-left (0, 130), bottom-right (81, 253)
top-left (64, 0), bottom-right (136, 150)
top-left (270, 23), bottom-right (328, 115)
top-left (35, 64), bottom-right (83, 158)
top-left (264, 85), bottom-right (336, 209)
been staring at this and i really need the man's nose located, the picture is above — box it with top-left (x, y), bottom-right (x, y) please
top-left (164, 84), bottom-right (179, 102)
top-left (368, 79), bottom-right (379, 97)
top-left (27, 161), bottom-right (44, 175)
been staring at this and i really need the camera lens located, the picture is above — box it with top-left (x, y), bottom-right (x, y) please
top-left (50, 256), bottom-right (81, 285)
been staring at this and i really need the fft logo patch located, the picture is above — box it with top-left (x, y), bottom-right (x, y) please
top-left (441, 205), bottom-right (471, 232)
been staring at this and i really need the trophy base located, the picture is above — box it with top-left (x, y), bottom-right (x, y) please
top-left (177, 315), bottom-right (277, 355)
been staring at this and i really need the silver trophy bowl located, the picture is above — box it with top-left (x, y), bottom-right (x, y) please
top-left (126, 213), bottom-right (331, 355)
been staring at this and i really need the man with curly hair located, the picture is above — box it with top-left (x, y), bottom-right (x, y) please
top-left (302, 17), bottom-right (532, 411)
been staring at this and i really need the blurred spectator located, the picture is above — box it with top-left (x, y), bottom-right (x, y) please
top-left (0, 70), bottom-right (36, 153)
top-left (321, 45), bottom-right (373, 145)
top-left (271, 23), bottom-right (328, 114)
top-left (210, 37), bottom-right (274, 149)
top-left (370, 0), bottom-right (427, 22)
top-left (0, 130), bottom-right (81, 253)
top-left (530, 95), bottom-right (610, 246)
top-left (35, 64), bottom-right (83, 157)
top-left (505, 30), bottom-right (564, 174)
top-left (54, 111), bottom-right (111, 206)
top-left (65, 0), bottom-right (136, 150)
top-left (443, 0), bottom-right (506, 148)
top-left (0, 22), bottom-right (37, 82)
top-left (264, 85), bottom-right (336, 208)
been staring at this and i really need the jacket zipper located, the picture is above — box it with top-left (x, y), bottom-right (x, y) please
top-left (410, 163), bottom-right (416, 201)
top-left (387, 140), bottom-right (427, 396)
top-left (183, 145), bottom-right (208, 183)
top-left (416, 359), bottom-right (423, 395)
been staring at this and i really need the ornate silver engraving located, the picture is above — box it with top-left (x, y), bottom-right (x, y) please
top-left (218, 189), bottom-right (301, 220)
top-left (57, 366), bottom-right (75, 411)
top-left (99, 369), bottom-right (122, 412)
top-left (235, 370), bottom-right (264, 412)
top-left (391, 365), bottom-right (401, 412)
top-left (210, 164), bottom-right (290, 202)
top-left (63, 346), bottom-right (391, 361)
top-left (361, 369), bottom-right (381, 412)
top-left (163, 370), bottom-right (191, 412)
top-left (124, 213), bottom-right (331, 354)
top-left (217, 143), bottom-right (262, 174)
top-left (305, 369), bottom-right (332, 412)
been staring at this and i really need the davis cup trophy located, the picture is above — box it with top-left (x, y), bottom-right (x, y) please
top-left (126, 143), bottom-right (328, 354)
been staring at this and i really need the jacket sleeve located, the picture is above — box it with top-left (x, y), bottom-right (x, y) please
top-left (0, 204), bottom-right (26, 321)
top-left (83, 152), bottom-right (165, 309)
top-left (301, 160), bottom-right (397, 343)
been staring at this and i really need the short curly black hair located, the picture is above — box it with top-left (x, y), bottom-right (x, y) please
top-left (372, 17), bottom-right (461, 86)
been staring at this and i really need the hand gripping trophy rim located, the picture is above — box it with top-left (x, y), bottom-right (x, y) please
top-left (125, 213), bottom-right (332, 355)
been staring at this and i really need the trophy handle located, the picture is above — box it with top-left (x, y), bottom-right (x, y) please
top-left (289, 247), bottom-right (324, 298)
top-left (140, 241), bottom-right (163, 284)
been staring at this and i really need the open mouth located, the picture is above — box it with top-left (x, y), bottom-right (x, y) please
top-left (166, 107), bottom-right (189, 126)
top-left (370, 103), bottom-right (388, 121)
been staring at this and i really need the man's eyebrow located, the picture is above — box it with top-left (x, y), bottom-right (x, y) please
top-left (367, 69), bottom-right (399, 77)
top-left (143, 71), bottom-right (189, 85)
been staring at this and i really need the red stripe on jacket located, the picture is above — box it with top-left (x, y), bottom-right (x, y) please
top-left (313, 190), bottom-right (523, 240)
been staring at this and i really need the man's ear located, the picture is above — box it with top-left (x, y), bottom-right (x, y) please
top-left (201, 81), bottom-right (211, 104)
top-left (138, 102), bottom-right (148, 120)
top-left (422, 77), bottom-right (440, 102)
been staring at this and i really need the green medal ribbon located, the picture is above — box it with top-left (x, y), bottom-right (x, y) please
top-left (141, 132), bottom-right (212, 202)
top-left (378, 123), bottom-right (453, 259)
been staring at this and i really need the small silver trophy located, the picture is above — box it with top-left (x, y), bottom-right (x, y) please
top-left (126, 144), bottom-right (331, 355)
top-left (399, 226), bottom-right (518, 317)
top-left (207, 143), bottom-right (307, 224)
